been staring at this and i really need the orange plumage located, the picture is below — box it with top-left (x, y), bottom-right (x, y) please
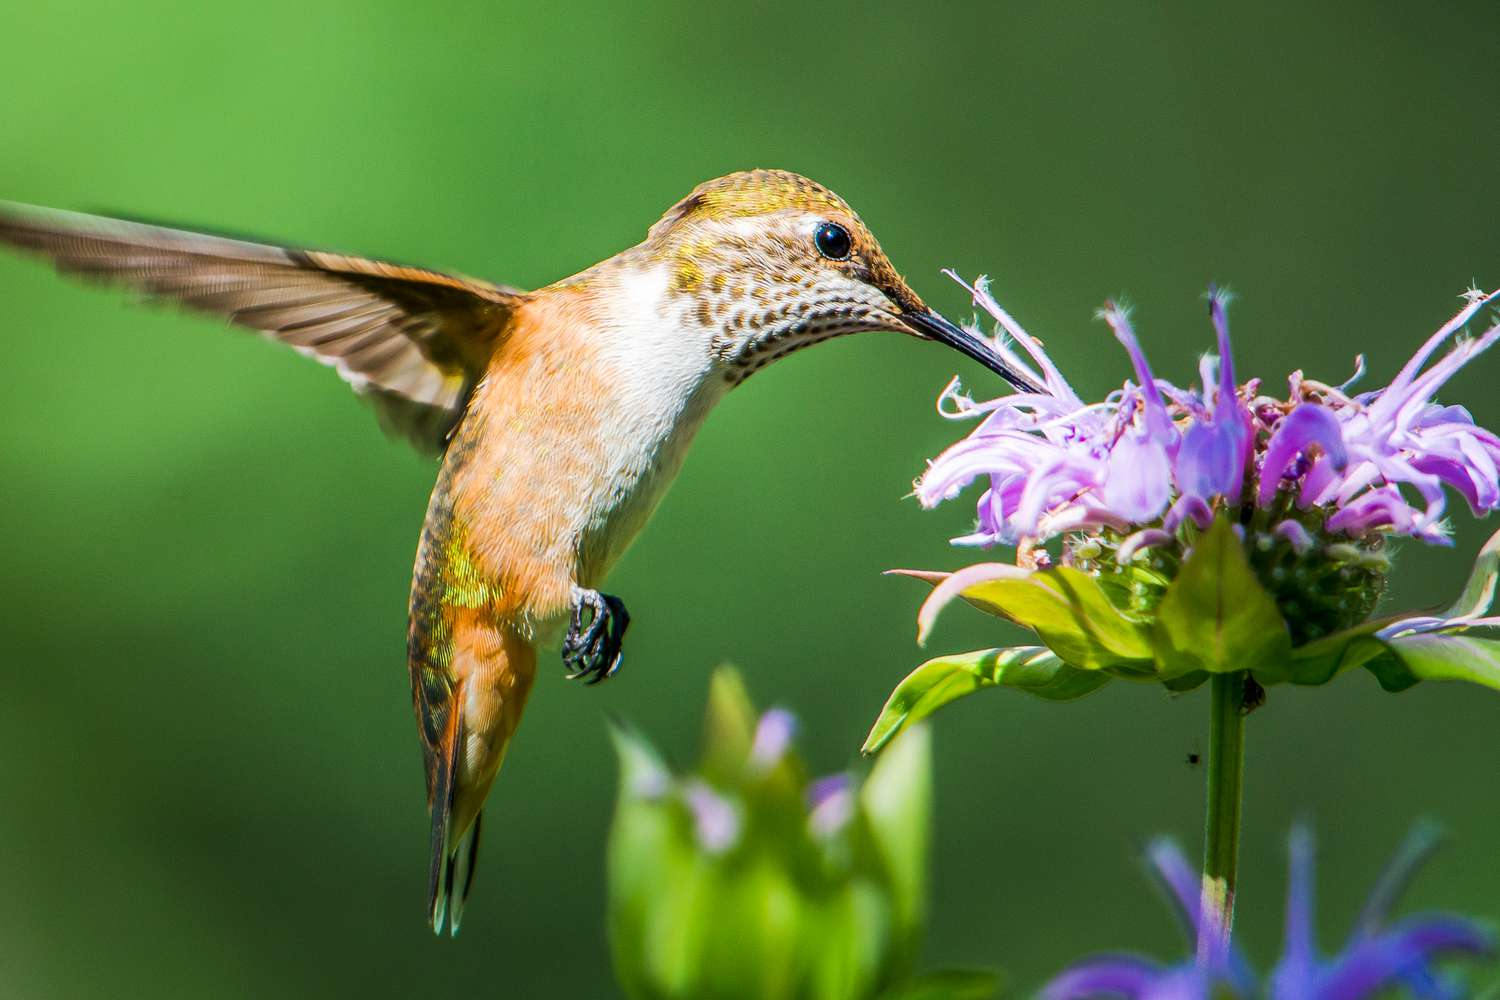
top-left (0, 169), bottom-right (1035, 935)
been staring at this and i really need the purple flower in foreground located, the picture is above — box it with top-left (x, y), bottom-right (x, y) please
top-left (1044, 827), bottom-right (1494, 1000)
top-left (806, 772), bottom-right (856, 837)
top-left (921, 275), bottom-right (1500, 551)
top-left (611, 669), bottom-right (975, 1000)
top-left (749, 706), bottom-right (797, 770)
top-left (682, 779), bottom-right (740, 853)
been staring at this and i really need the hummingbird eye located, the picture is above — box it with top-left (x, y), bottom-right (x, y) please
top-left (813, 222), bottom-right (852, 261)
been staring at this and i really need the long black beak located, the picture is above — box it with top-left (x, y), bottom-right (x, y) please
top-left (902, 308), bottom-right (1044, 394)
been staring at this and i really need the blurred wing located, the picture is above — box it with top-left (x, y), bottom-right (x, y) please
top-left (0, 202), bottom-right (527, 452)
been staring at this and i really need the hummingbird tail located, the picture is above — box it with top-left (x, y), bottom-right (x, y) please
top-left (415, 617), bottom-right (539, 937)
top-left (426, 677), bottom-right (467, 935)
top-left (432, 810), bottom-right (483, 937)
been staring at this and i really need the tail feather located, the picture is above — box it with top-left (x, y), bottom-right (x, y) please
top-left (426, 680), bottom-right (465, 935)
top-left (446, 813), bottom-right (482, 936)
top-left (430, 814), bottom-right (483, 936)
top-left (411, 595), bottom-right (539, 936)
top-left (430, 850), bottom-right (451, 934)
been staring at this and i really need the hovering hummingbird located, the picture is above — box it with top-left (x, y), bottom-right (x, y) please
top-left (0, 169), bottom-right (1037, 934)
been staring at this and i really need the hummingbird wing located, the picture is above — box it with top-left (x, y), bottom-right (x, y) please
top-left (0, 202), bottom-right (526, 452)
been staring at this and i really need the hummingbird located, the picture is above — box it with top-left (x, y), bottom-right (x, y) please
top-left (0, 169), bottom-right (1037, 934)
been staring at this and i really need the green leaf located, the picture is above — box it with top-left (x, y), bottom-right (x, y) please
top-left (609, 721), bottom-right (670, 800)
top-left (876, 969), bottom-right (1003, 1000)
top-left (1281, 615), bottom-right (1404, 686)
top-left (862, 647), bottom-right (1111, 755)
top-left (606, 724), bottom-right (697, 999)
top-left (1367, 633), bottom-right (1500, 693)
top-left (1348, 524), bottom-right (1500, 694)
top-left (700, 665), bottom-right (758, 784)
top-left (810, 880), bottom-right (893, 1000)
top-left (698, 855), bottom-right (809, 1000)
top-left (1162, 670), bottom-right (1210, 693)
top-left (861, 725), bottom-right (933, 956)
top-left (954, 568), bottom-right (1153, 669)
top-left (1436, 523), bottom-right (1500, 621)
top-left (1152, 517), bottom-right (1292, 676)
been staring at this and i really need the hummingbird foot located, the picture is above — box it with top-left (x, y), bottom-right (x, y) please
top-left (562, 587), bottom-right (630, 684)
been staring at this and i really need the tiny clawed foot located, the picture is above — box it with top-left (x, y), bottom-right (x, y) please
top-left (562, 588), bottom-right (630, 685)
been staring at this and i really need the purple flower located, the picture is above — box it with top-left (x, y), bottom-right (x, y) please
top-left (682, 780), bottom-right (740, 854)
top-left (1043, 827), bottom-right (1494, 1000)
top-left (920, 277), bottom-right (1500, 550)
top-left (806, 772), bottom-right (856, 837)
top-left (749, 707), bottom-right (797, 770)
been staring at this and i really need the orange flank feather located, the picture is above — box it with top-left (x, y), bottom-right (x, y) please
top-left (405, 296), bottom-right (641, 933)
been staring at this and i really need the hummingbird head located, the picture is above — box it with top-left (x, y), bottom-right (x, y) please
top-left (642, 169), bottom-right (1040, 392)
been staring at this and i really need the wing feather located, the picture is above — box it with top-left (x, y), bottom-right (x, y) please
top-left (0, 202), bottom-right (527, 452)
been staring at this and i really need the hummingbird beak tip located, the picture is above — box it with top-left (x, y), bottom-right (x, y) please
top-left (902, 308), bottom-right (1042, 394)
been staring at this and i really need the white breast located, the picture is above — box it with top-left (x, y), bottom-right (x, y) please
top-left (573, 264), bottom-right (728, 584)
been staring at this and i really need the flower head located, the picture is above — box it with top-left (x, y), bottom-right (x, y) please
top-left (921, 275), bottom-right (1500, 553)
top-left (863, 280), bottom-right (1500, 750)
top-left (1043, 826), bottom-right (1494, 1000)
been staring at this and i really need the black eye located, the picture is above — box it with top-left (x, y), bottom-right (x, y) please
top-left (813, 222), bottom-right (852, 261)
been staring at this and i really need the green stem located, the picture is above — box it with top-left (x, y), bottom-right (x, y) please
top-left (1198, 671), bottom-right (1246, 962)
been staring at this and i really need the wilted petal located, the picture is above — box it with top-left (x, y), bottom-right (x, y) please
top-left (915, 561), bottom-right (1032, 643)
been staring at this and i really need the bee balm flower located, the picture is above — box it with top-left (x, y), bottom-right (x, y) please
top-left (865, 277), bottom-right (1500, 754)
top-left (920, 275), bottom-right (1500, 554)
top-left (1041, 826), bottom-right (1493, 1000)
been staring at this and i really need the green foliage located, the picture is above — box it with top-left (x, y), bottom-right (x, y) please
top-left (869, 522), bottom-right (1500, 749)
top-left (1367, 634), bottom-right (1500, 692)
top-left (862, 648), bottom-right (1109, 755)
top-left (4, 5), bottom-right (1500, 995)
top-left (1286, 525), bottom-right (1500, 693)
top-left (1151, 518), bottom-right (1292, 678)
top-left (952, 569), bottom-right (1154, 670)
top-left (608, 667), bottom-right (999, 1000)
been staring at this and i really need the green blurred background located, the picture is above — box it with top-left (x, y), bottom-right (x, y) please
top-left (3, 2), bottom-right (1499, 996)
